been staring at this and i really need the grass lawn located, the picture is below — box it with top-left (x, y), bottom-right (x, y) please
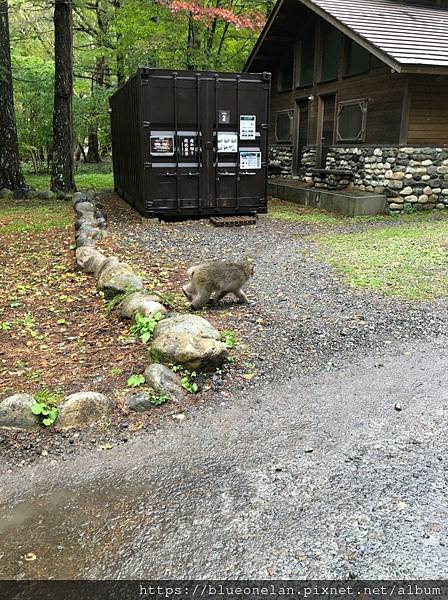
top-left (315, 218), bottom-right (448, 300)
top-left (23, 161), bottom-right (114, 192)
top-left (267, 198), bottom-right (341, 225)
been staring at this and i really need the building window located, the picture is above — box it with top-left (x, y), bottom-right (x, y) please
top-left (278, 48), bottom-right (294, 91)
top-left (336, 99), bottom-right (367, 142)
top-left (298, 30), bottom-right (315, 87)
top-left (345, 39), bottom-right (370, 76)
top-left (320, 23), bottom-right (342, 82)
top-left (275, 110), bottom-right (293, 142)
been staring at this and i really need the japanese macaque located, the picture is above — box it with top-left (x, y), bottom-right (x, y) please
top-left (182, 259), bottom-right (254, 310)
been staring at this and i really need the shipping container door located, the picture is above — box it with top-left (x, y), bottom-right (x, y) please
top-left (213, 76), bottom-right (269, 213)
top-left (142, 72), bottom-right (204, 214)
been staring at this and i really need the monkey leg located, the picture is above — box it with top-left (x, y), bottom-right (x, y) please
top-left (213, 290), bottom-right (228, 304)
top-left (234, 289), bottom-right (248, 303)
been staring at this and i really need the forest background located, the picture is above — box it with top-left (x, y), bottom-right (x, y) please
top-left (8, 0), bottom-right (272, 179)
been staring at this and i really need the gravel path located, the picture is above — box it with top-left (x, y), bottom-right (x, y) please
top-left (104, 195), bottom-right (448, 385)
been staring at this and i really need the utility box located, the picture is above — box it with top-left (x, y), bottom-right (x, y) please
top-left (109, 68), bottom-right (271, 219)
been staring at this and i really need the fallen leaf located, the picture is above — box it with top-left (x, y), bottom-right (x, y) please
top-left (24, 552), bottom-right (37, 562)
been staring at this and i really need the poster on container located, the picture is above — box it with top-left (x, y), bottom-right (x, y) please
top-left (217, 132), bottom-right (238, 153)
top-left (239, 115), bottom-right (256, 140)
top-left (240, 151), bottom-right (261, 169)
top-left (150, 135), bottom-right (175, 156)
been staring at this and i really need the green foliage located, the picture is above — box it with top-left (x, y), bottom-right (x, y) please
top-left (127, 374), bottom-right (145, 388)
top-left (9, 0), bottom-right (268, 172)
top-left (105, 288), bottom-right (134, 314)
top-left (149, 393), bottom-right (169, 406)
top-left (170, 364), bottom-right (199, 393)
top-left (221, 329), bottom-right (237, 349)
top-left (130, 311), bottom-right (164, 343)
top-left (110, 367), bottom-right (123, 377)
top-left (31, 388), bottom-right (64, 427)
top-left (25, 172), bottom-right (114, 192)
top-left (180, 370), bottom-right (198, 394)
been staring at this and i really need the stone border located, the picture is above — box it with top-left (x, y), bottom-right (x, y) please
top-left (0, 191), bottom-right (229, 431)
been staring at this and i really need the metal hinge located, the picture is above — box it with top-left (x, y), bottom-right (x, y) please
top-left (144, 162), bottom-right (152, 168)
top-left (143, 121), bottom-right (151, 128)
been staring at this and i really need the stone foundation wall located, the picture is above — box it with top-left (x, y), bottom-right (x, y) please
top-left (269, 145), bottom-right (293, 177)
top-left (324, 146), bottom-right (448, 212)
top-left (268, 145), bottom-right (317, 179)
top-left (269, 143), bottom-right (448, 212)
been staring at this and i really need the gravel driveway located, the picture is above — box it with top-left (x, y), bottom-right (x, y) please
top-left (104, 195), bottom-right (448, 384)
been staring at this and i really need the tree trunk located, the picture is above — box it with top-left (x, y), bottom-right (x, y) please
top-left (86, 131), bottom-right (101, 162)
top-left (51, 0), bottom-right (75, 192)
top-left (0, 0), bottom-right (26, 193)
top-left (114, 0), bottom-right (125, 86)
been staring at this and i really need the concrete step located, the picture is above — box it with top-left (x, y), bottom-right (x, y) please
top-left (268, 180), bottom-right (387, 217)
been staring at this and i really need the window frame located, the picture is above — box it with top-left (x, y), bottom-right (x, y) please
top-left (319, 23), bottom-right (342, 83)
top-left (277, 48), bottom-right (295, 92)
top-left (275, 109), bottom-right (294, 143)
top-left (343, 38), bottom-right (370, 78)
top-left (296, 34), bottom-right (315, 88)
top-left (336, 99), bottom-right (368, 143)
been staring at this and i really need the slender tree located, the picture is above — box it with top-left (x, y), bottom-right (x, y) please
top-left (0, 0), bottom-right (26, 193)
top-left (51, 0), bottom-right (75, 192)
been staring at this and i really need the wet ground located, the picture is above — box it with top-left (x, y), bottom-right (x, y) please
top-left (1, 196), bottom-right (448, 578)
top-left (0, 337), bottom-right (447, 579)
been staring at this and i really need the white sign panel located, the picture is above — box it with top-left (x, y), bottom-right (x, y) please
top-left (239, 115), bottom-right (256, 140)
top-left (239, 151), bottom-right (261, 169)
top-left (217, 132), bottom-right (238, 153)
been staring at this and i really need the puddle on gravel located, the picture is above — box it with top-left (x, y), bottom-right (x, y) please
top-left (0, 478), bottom-right (153, 579)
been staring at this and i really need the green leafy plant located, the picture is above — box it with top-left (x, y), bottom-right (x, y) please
top-left (149, 393), bottom-right (169, 406)
top-left (180, 370), bottom-right (198, 394)
top-left (18, 313), bottom-right (36, 328)
top-left (130, 311), bottom-right (164, 343)
top-left (127, 374), bottom-right (145, 388)
top-left (0, 321), bottom-right (12, 331)
top-left (221, 330), bottom-right (237, 349)
top-left (31, 388), bottom-right (63, 427)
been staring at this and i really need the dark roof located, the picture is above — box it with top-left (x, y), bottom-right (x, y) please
top-left (245, 0), bottom-right (448, 74)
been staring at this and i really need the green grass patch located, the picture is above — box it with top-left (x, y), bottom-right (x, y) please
top-left (26, 172), bottom-right (114, 192)
top-left (267, 199), bottom-right (342, 225)
top-left (0, 200), bottom-right (71, 233)
top-left (315, 221), bottom-right (448, 300)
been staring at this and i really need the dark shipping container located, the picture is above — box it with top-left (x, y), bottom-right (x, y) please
top-left (109, 68), bottom-right (271, 219)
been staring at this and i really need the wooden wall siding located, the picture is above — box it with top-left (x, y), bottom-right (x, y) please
top-left (407, 75), bottom-right (448, 145)
top-left (270, 54), bottom-right (406, 146)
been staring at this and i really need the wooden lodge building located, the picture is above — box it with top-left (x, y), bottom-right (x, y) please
top-left (245, 0), bottom-right (448, 212)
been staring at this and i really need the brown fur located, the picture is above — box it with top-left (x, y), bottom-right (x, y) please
top-left (182, 260), bottom-right (254, 310)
